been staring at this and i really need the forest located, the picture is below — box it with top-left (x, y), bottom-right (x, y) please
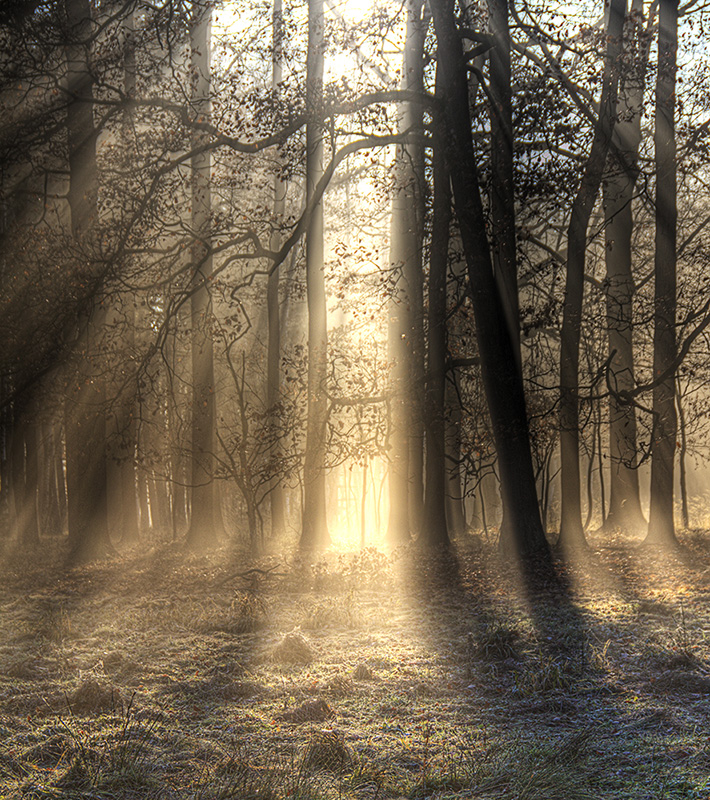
top-left (2, 0), bottom-right (710, 797)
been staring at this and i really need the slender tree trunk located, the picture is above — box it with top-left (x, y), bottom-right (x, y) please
top-left (386, 0), bottom-right (426, 544)
top-left (267, 0), bottom-right (286, 540)
top-left (40, 421), bottom-right (62, 536)
top-left (360, 457), bottom-right (368, 548)
top-left (645, 0), bottom-right (678, 547)
top-left (300, 0), bottom-right (330, 550)
top-left (584, 424), bottom-right (596, 532)
top-left (488, 0), bottom-right (518, 366)
top-left (115, 7), bottom-right (140, 545)
top-left (186, 1), bottom-right (220, 550)
top-left (430, 0), bottom-right (550, 560)
top-left (404, 0), bottom-right (427, 533)
top-left (64, 0), bottom-right (111, 562)
top-left (138, 472), bottom-right (151, 533)
top-left (603, 0), bottom-right (648, 534)
top-left (558, 0), bottom-right (624, 551)
top-left (487, 0), bottom-right (524, 551)
top-left (11, 405), bottom-right (39, 547)
top-left (676, 381), bottom-right (689, 529)
top-left (597, 409), bottom-right (606, 525)
top-left (421, 74), bottom-right (451, 547)
top-left (445, 371), bottom-right (467, 536)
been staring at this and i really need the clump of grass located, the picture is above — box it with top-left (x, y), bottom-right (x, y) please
top-left (271, 631), bottom-right (315, 665)
top-left (470, 622), bottom-right (521, 662)
top-left (490, 732), bottom-right (595, 800)
top-left (279, 698), bottom-right (334, 724)
top-left (209, 754), bottom-right (280, 800)
top-left (410, 731), bottom-right (595, 800)
top-left (352, 663), bottom-right (374, 681)
top-left (36, 600), bottom-right (73, 644)
top-left (325, 674), bottom-right (353, 697)
top-left (46, 702), bottom-right (166, 797)
top-left (588, 638), bottom-right (612, 673)
top-left (300, 729), bottom-right (354, 774)
top-left (68, 679), bottom-right (123, 715)
top-left (203, 748), bottom-right (328, 800)
top-left (513, 657), bottom-right (575, 697)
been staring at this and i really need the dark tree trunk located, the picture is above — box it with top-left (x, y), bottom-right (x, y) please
top-left (445, 371), bottom-right (467, 536)
top-left (114, 8), bottom-right (140, 546)
top-left (558, 0), bottom-right (624, 551)
top-left (645, 0), bottom-right (678, 547)
top-left (267, 0), bottom-right (286, 540)
top-left (11, 404), bottom-right (39, 547)
top-left (300, 0), bottom-right (330, 550)
top-left (185, 2), bottom-right (220, 550)
top-left (404, 0), bottom-right (427, 533)
top-left (64, 0), bottom-right (111, 562)
top-left (487, 0), bottom-right (523, 552)
top-left (40, 421), bottom-right (63, 536)
top-left (429, 0), bottom-right (549, 559)
top-left (421, 74), bottom-right (451, 548)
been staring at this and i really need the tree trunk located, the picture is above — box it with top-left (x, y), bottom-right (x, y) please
top-left (558, 0), bottom-right (624, 552)
top-left (115, 7), bottom-right (140, 546)
top-left (645, 0), bottom-right (678, 547)
top-left (677, 380), bottom-right (689, 529)
top-left (267, 0), bottom-right (286, 541)
top-left (445, 371), bottom-right (467, 536)
top-left (299, 0), bottom-right (330, 550)
top-left (421, 71), bottom-right (451, 548)
top-left (386, 0), bottom-right (426, 544)
top-left (429, 0), bottom-right (549, 560)
top-left (64, 0), bottom-right (111, 562)
top-left (11, 404), bottom-right (39, 547)
top-left (40, 421), bottom-right (63, 536)
top-left (404, 0), bottom-right (426, 533)
top-left (603, 0), bottom-right (648, 534)
top-left (185, 1), bottom-right (220, 550)
top-left (487, 0), bottom-right (523, 551)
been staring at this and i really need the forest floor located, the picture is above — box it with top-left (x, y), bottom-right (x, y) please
top-left (1, 531), bottom-right (710, 799)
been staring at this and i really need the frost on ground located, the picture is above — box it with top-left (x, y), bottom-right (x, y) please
top-left (1, 535), bottom-right (710, 799)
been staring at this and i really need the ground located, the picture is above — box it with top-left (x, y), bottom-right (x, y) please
top-left (1, 532), bottom-right (710, 799)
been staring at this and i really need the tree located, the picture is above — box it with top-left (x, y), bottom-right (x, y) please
top-left (602, 0), bottom-right (650, 534)
top-left (487, 0), bottom-right (523, 550)
top-left (429, 0), bottom-right (549, 559)
top-left (64, 0), bottom-right (112, 561)
top-left (267, 0), bottom-right (287, 541)
top-left (111, 3), bottom-right (141, 545)
top-left (386, 0), bottom-right (426, 544)
top-left (421, 61), bottom-right (451, 548)
top-left (300, 0), bottom-right (330, 550)
top-left (186, 0), bottom-right (222, 550)
top-left (558, 0), bottom-right (624, 551)
top-left (645, 0), bottom-right (678, 547)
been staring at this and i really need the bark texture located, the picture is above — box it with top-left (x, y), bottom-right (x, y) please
top-left (558, 0), bottom-right (624, 551)
top-left (430, 0), bottom-right (549, 559)
top-left (645, 0), bottom-right (678, 547)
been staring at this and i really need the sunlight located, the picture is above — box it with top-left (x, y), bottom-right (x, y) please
top-left (5, 0), bottom-right (710, 793)
top-left (327, 457), bottom-right (389, 550)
